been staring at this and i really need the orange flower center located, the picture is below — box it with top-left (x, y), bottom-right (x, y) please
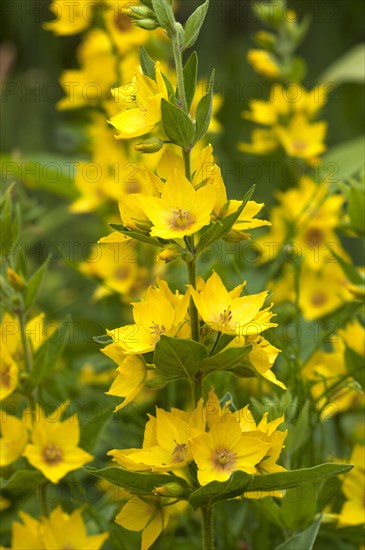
top-left (42, 444), bottom-right (63, 465)
top-left (292, 139), bottom-right (308, 151)
top-left (213, 448), bottom-right (236, 470)
top-left (172, 442), bottom-right (187, 463)
top-left (304, 227), bottom-right (324, 247)
top-left (219, 307), bottom-right (232, 325)
top-left (1, 366), bottom-right (11, 388)
top-left (169, 208), bottom-right (194, 230)
top-left (150, 322), bottom-right (166, 335)
top-left (311, 292), bottom-right (328, 307)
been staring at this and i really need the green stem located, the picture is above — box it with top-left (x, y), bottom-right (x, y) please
top-left (187, 254), bottom-right (199, 343)
top-left (172, 31), bottom-right (187, 113)
top-left (19, 310), bottom-right (32, 374)
top-left (40, 482), bottom-right (50, 516)
top-left (201, 504), bottom-right (215, 550)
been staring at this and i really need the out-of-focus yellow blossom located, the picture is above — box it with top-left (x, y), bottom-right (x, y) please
top-left (239, 84), bottom-right (327, 162)
top-left (247, 49), bottom-right (281, 78)
top-left (79, 363), bottom-right (116, 386)
top-left (336, 445), bottom-right (365, 526)
top-left (241, 335), bottom-right (286, 390)
top-left (303, 338), bottom-right (364, 418)
top-left (11, 512), bottom-right (43, 550)
top-left (115, 494), bottom-right (169, 550)
top-left (0, 347), bottom-right (18, 401)
top-left (23, 404), bottom-right (93, 483)
top-left (107, 279), bottom-right (190, 354)
top-left (141, 169), bottom-right (216, 239)
top-left (44, 0), bottom-right (96, 35)
top-left (41, 506), bottom-right (109, 550)
top-left (189, 271), bottom-right (276, 337)
top-left (106, 355), bottom-right (147, 411)
top-left (79, 241), bottom-right (143, 300)
top-left (258, 176), bottom-right (346, 270)
top-left (109, 62), bottom-right (168, 139)
top-left (0, 412), bottom-right (29, 466)
top-left (339, 320), bottom-right (365, 358)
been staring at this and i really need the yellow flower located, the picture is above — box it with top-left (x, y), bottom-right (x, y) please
top-left (0, 412), bottom-right (29, 467)
top-left (106, 355), bottom-right (147, 411)
top-left (0, 347), bottom-right (18, 401)
top-left (41, 506), bottom-right (108, 550)
top-left (238, 128), bottom-right (278, 155)
top-left (275, 113), bottom-right (327, 161)
top-left (247, 49), bottom-right (280, 78)
top-left (107, 280), bottom-right (190, 354)
top-left (337, 445), bottom-right (365, 526)
top-left (116, 495), bottom-right (169, 550)
top-left (23, 405), bottom-right (93, 483)
top-left (191, 414), bottom-right (270, 485)
top-left (109, 62), bottom-right (168, 139)
top-left (113, 407), bottom-right (192, 471)
top-left (44, 0), bottom-right (92, 35)
top-left (11, 512), bottom-right (43, 550)
top-left (244, 336), bottom-right (286, 390)
top-left (189, 272), bottom-right (276, 336)
top-left (141, 169), bottom-right (216, 239)
top-left (339, 320), bottom-right (365, 358)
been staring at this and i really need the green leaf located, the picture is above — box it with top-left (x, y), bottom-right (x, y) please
top-left (329, 250), bottom-right (364, 286)
top-left (110, 224), bottom-right (164, 248)
top-left (161, 99), bottom-right (195, 149)
top-left (25, 257), bottom-right (50, 310)
top-left (245, 463), bottom-right (353, 494)
top-left (183, 51), bottom-right (198, 110)
top-left (1, 469), bottom-right (45, 490)
top-left (319, 44), bottom-right (365, 84)
top-left (85, 466), bottom-right (191, 498)
top-left (151, 0), bottom-right (175, 30)
top-left (80, 406), bottom-right (112, 452)
top-left (194, 69), bottom-right (215, 144)
top-left (345, 347), bottom-right (365, 389)
top-left (348, 186), bottom-right (365, 235)
top-left (275, 515), bottom-right (322, 550)
top-left (93, 334), bottom-right (114, 345)
top-left (139, 47), bottom-right (156, 80)
top-left (162, 72), bottom-right (176, 102)
top-left (184, 0), bottom-right (209, 49)
top-left (197, 185), bottom-right (255, 252)
top-left (201, 345), bottom-right (253, 376)
top-left (317, 136), bottom-right (365, 182)
top-left (279, 483), bottom-right (318, 532)
top-left (27, 314), bottom-right (71, 389)
top-left (189, 471), bottom-right (253, 509)
top-left (154, 335), bottom-right (207, 380)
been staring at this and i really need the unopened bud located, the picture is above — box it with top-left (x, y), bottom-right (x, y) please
top-left (127, 5), bottom-right (155, 19)
top-left (135, 137), bottom-right (164, 153)
top-left (254, 31), bottom-right (277, 50)
top-left (157, 246), bottom-right (180, 263)
top-left (7, 267), bottom-right (26, 291)
top-left (134, 18), bottom-right (159, 30)
top-left (224, 230), bottom-right (250, 243)
top-left (153, 483), bottom-right (185, 497)
top-left (144, 375), bottom-right (167, 390)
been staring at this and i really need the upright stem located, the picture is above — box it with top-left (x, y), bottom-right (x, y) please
top-left (172, 31), bottom-right (187, 113)
top-left (201, 504), bottom-right (215, 550)
top-left (19, 310), bottom-right (32, 374)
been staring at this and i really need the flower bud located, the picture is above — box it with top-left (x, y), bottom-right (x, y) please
top-left (223, 230), bottom-right (250, 243)
top-left (135, 137), bottom-right (164, 153)
top-left (134, 18), bottom-right (159, 30)
top-left (144, 375), bottom-right (167, 390)
top-left (127, 5), bottom-right (155, 19)
top-left (153, 483), bottom-right (185, 498)
top-left (157, 246), bottom-right (180, 263)
top-left (7, 267), bottom-right (26, 291)
top-left (254, 31), bottom-right (277, 50)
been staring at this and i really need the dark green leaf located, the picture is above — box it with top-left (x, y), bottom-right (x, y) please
top-left (184, 0), bottom-right (209, 49)
top-left (154, 335), bottom-right (207, 380)
top-left (345, 347), bottom-right (365, 389)
top-left (275, 515), bottom-right (322, 550)
top-left (110, 224), bottom-right (164, 248)
top-left (151, 0), bottom-right (175, 30)
top-left (348, 187), bottom-right (365, 235)
top-left (194, 69), bottom-right (215, 143)
top-left (161, 99), bottom-right (195, 149)
top-left (93, 334), bottom-right (114, 345)
top-left (25, 257), bottom-right (50, 310)
top-left (183, 51), bottom-right (198, 110)
top-left (189, 471), bottom-right (253, 509)
top-left (201, 345), bottom-right (253, 376)
top-left (139, 47), bottom-right (156, 80)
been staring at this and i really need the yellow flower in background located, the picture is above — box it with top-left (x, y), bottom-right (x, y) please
top-left (116, 495), bottom-right (169, 550)
top-left (41, 506), bottom-right (108, 550)
top-left (337, 445), bottom-right (365, 526)
top-left (191, 414), bottom-right (270, 485)
top-left (109, 62), bottom-right (168, 139)
top-left (44, 0), bottom-right (93, 35)
top-left (141, 169), bottom-right (216, 239)
top-left (0, 347), bottom-right (18, 401)
top-left (23, 405), bottom-right (93, 483)
top-left (247, 49), bottom-right (280, 78)
top-left (0, 412), bottom-right (29, 467)
top-left (11, 512), bottom-right (43, 550)
top-left (107, 280), bottom-right (190, 354)
top-left (238, 128), bottom-right (278, 155)
top-left (275, 113), bottom-right (327, 161)
top-left (339, 320), bottom-right (365, 358)
top-left (190, 272), bottom-right (276, 336)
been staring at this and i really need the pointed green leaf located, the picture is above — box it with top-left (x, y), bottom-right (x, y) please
top-left (183, 51), bottom-right (198, 110)
top-left (161, 99), bottom-right (195, 149)
top-left (110, 224), bottom-right (164, 247)
top-left (189, 471), bottom-right (253, 509)
top-left (154, 335), bottom-right (207, 379)
top-left (184, 0), bottom-right (209, 49)
top-left (93, 334), bottom-right (114, 345)
top-left (25, 257), bottom-right (50, 310)
top-left (194, 69), bottom-right (215, 143)
top-left (151, 0), bottom-right (175, 30)
top-left (319, 44), bottom-right (365, 84)
top-left (275, 515), bottom-right (322, 550)
top-left (348, 186), bottom-right (365, 235)
top-left (139, 47), bottom-right (156, 80)
top-left (201, 345), bottom-right (253, 376)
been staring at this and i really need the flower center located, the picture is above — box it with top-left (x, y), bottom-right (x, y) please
top-left (169, 208), bottom-right (194, 230)
top-left (1, 366), bottom-right (11, 388)
top-left (150, 322), bottom-right (166, 335)
top-left (219, 306), bottom-right (232, 325)
top-left (304, 227), bottom-right (324, 247)
top-left (172, 442), bottom-right (187, 463)
top-left (115, 266), bottom-right (129, 280)
top-left (213, 448), bottom-right (236, 470)
top-left (292, 139), bottom-right (308, 151)
top-left (311, 292), bottom-right (327, 307)
top-left (42, 444), bottom-right (63, 465)
top-left (62, 545), bottom-right (75, 550)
